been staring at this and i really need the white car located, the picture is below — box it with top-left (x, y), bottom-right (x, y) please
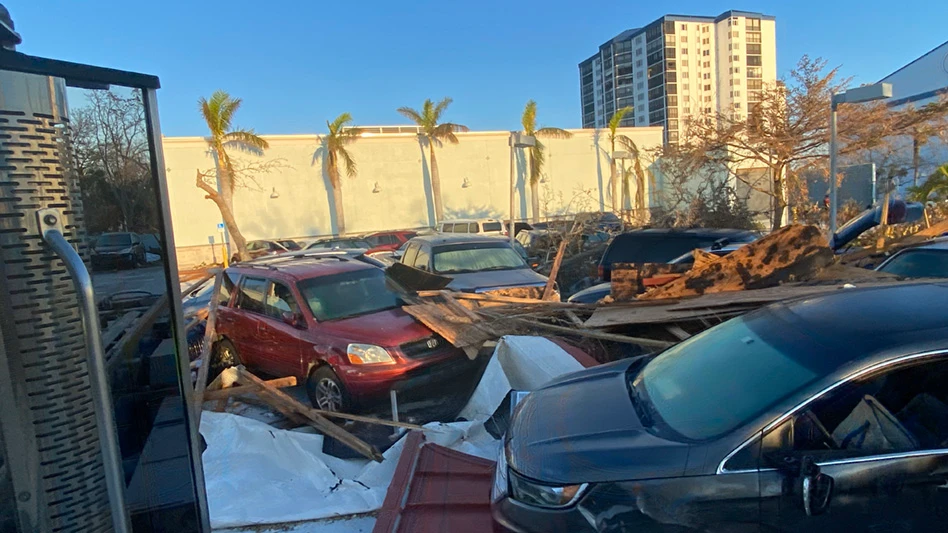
top-left (437, 218), bottom-right (505, 236)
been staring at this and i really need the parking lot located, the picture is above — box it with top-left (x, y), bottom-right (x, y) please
top-left (92, 264), bottom-right (168, 304)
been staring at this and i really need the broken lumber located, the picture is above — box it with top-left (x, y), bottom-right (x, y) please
top-left (542, 240), bottom-right (569, 301)
top-left (611, 263), bottom-right (688, 301)
top-left (477, 310), bottom-right (673, 349)
top-left (203, 376), bottom-right (297, 400)
top-left (191, 270), bottom-right (223, 423)
top-left (236, 367), bottom-right (384, 462)
top-left (640, 225), bottom-right (834, 300)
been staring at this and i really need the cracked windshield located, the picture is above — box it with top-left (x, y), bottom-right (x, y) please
top-left (1, 1), bottom-right (948, 532)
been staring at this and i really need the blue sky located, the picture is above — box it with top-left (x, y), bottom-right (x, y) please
top-left (9, 1), bottom-right (947, 136)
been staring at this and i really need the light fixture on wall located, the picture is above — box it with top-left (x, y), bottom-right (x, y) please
top-left (372, 182), bottom-right (381, 193)
top-left (461, 177), bottom-right (471, 188)
top-left (270, 187), bottom-right (280, 199)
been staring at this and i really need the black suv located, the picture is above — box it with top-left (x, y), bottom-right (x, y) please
top-left (597, 228), bottom-right (760, 281)
top-left (91, 232), bottom-right (146, 269)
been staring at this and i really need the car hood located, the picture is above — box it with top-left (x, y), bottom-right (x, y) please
top-left (567, 282), bottom-right (612, 304)
top-left (317, 307), bottom-right (434, 348)
top-left (507, 358), bottom-right (690, 485)
top-left (95, 244), bottom-right (132, 253)
top-left (445, 268), bottom-right (548, 292)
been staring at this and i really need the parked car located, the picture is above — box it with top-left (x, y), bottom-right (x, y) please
top-left (363, 230), bottom-right (418, 253)
top-left (875, 238), bottom-right (948, 278)
top-left (573, 211), bottom-right (622, 232)
top-left (91, 232), bottom-right (146, 269)
top-left (400, 234), bottom-right (554, 296)
top-left (597, 228), bottom-right (760, 281)
top-left (437, 218), bottom-right (505, 235)
top-left (504, 221), bottom-right (534, 238)
top-left (141, 233), bottom-right (163, 258)
top-left (212, 255), bottom-right (472, 412)
top-left (494, 282), bottom-right (948, 532)
top-left (570, 240), bottom-right (753, 303)
top-left (276, 239), bottom-right (302, 251)
top-left (306, 237), bottom-right (373, 251)
top-left (232, 239), bottom-right (293, 263)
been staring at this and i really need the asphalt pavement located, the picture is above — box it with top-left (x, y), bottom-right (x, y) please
top-left (92, 264), bottom-right (169, 304)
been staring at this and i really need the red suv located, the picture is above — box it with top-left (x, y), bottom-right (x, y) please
top-left (213, 254), bottom-right (471, 412)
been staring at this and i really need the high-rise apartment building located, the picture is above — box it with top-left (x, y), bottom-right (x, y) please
top-left (579, 11), bottom-right (776, 144)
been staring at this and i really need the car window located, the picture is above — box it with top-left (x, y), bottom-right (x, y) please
top-left (607, 235), bottom-right (713, 264)
top-left (414, 247), bottom-right (431, 271)
top-left (637, 309), bottom-right (837, 441)
top-left (402, 243), bottom-right (419, 265)
top-left (761, 358), bottom-right (948, 463)
top-left (441, 223), bottom-right (454, 233)
top-left (97, 233), bottom-right (132, 247)
top-left (298, 268), bottom-right (400, 321)
top-left (432, 243), bottom-right (527, 274)
top-left (265, 282), bottom-right (301, 319)
top-left (482, 222), bottom-right (501, 232)
top-left (218, 271), bottom-right (239, 307)
top-left (141, 234), bottom-right (160, 251)
top-left (877, 250), bottom-right (948, 278)
top-left (235, 276), bottom-right (268, 314)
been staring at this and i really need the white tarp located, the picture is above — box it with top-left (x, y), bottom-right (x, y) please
top-left (201, 335), bottom-right (585, 529)
top-left (458, 336), bottom-right (584, 422)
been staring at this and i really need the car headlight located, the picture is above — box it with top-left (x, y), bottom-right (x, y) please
top-left (491, 445), bottom-right (509, 502)
top-left (509, 470), bottom-right (587, 508)
top-left (346, 343), bottom-right (395, 365)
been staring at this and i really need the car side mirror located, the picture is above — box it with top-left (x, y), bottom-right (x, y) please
top-left (800, 456), bottom-right (833, 517)
top-left (282, 311), bottom-right (303, 328)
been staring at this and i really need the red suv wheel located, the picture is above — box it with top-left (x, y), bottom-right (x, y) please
top-left (307, 366), bottom-right (350, 412)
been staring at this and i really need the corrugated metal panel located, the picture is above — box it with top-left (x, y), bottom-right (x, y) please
top-left (374, 432), bottom-right (504, 533)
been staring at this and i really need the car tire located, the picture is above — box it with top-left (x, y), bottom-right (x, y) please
top-left (306, 366), bottom-right (350, 413)
top-left (208, 338), bottom-right (241, 384)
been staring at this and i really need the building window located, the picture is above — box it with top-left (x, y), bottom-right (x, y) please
top-left (747, 79), bottom-right (763, 90)
top-left (734, 103), bottom-right (742, 109)
top-left (747, 66), bottom-right (762, 78)
top-left (682, 71), bottom-right (689, 79)
top-left (733, 66), bottom-right (740, 73)
top-left (682, 59), bottom-right (689, 67)
top-left (733, 55), bottom-right (740, 61)
top-left (705, 107), bottom-right (713, 113)
top-left (704, 95), bottom-right (712, 102)
top-left (703, 73), bottom-right (710, 79)
top-left (668, 95), bottom-right (678, 106)
top-left (702, 50), bottom-right (710, 56)
top-left (704, 84), bottom-right (711, 91)
top-left (636, 48), bottom-right (643, 56)
top-left (703, 61), bottom-right (710, 68)
top-left (747, 43), bottom-right (762, 55)
top-left (637, 81), bottom-right (644, 90)
top-left (746, 55), bottom-right (762, 66)
top-left (682, 48), bottom-right (688, 54)
top-left (734, 78), bottom-right (741, 86)
top-left (667, 60), bottom-right (676, 70)
top-left (637, 93), bottom-right (644, 101)
top-left (747, 32), bottom-right (761, 43)
top-left (680, 23), bottom-right (687, 30)
top-left (703, 25), bottom-right (710, 33)
top-left (746, 18), bottom-right (761, 31)
top-left (680, 35), bottom-right (688, 43)
top-left (732, 30), bottom-right (740, 38)
top-left (702, 38), bottom-right (709, 45)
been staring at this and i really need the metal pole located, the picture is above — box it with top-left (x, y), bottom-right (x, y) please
top-left (39, 215), bottom-right (130, 533)
top-left (828, 102), bottom-right (839, 241)
top-left (509, 132), bottom-right (516, 245)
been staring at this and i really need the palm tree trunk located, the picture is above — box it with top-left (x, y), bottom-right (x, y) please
top-left (610, 161), bottom-right (619, 214)
top-left (219, 192), bottom-right (249, 262)
top-left (531, 180), bottom-right (540, 224)
top-left (333, 181), bottom-right (346, 236)
top-left (912, 136), bottom-right (921, 187)
top-left (429, 143), bottom-right (444, 222)
top-left (771, 173), bottom-right (785, 231)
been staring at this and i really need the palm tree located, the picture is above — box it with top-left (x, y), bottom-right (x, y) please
top-left (397, 98), bottom-right (468, 223)
top-left (607, 107), bottom-right (634, 214)
top-left (315, 113), bottom-right (362, 236)
top-left (195, 90), bottom-right (269, 262)
top-left (521, 100), bottom-right (572, 223)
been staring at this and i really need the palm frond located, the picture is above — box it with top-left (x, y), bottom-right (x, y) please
top-left (432, 123), bottom-right (463, 144)
top-left (521, 100), bottom-right (537, 134)
top-left (614, 135), bottom-right (639, 155)
top-left (608, 106), bottom-right (634, 133)
top-left (536, 126), bottom-right (572, 139)
top-left (433, 97), bottom-right (453, 121)
top-left (199, 97), bottom-right (221, 138)
top-left (223, 129), bottom-right (269, 155)
top-left (218, 96), bottom-right (242, 132)
top-left (397, 106), bottom-right (424, 126)
top-left (339, 147), bottom-right (358, 178)
top-left (530, 143), bottom-right (546, 185)
top-left (330, 112), bottom-right (354, 134)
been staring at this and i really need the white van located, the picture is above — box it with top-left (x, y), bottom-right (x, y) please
top-left (437, 218), bottom-right (505, 235)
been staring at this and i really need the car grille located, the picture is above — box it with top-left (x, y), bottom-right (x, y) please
top-left (400, 335), bottom-right (447, 359)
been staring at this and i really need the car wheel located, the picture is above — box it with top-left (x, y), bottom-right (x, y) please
top-left (208, 339), bottom-right (241, 384)
top-left (306, 366), bottom-right (350, 413)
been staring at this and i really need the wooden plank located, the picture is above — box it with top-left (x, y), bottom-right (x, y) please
top-left (477, 311), bottom-right (673, 349)
top-left (542, 240), bottom-right (568, 301)
top-left (418, 291), bottom-right (595, 308)
top-left (191, 270), bottom-right (223, 423)
top-left (203, 376), bottom-right (297, 400)
top-left (236, 367), bottom-right (384, 461)
top-left (564, 310), bottom-right (585, 327)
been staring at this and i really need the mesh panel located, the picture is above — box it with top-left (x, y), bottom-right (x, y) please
top-left (0, 76), bottom-right (112, 532)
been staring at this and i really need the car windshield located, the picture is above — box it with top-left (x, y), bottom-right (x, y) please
top-left (482, 222), bottom-right (502, 232)
top-left (432, 242), bottom-right (527, 274)
top-left (98, 234), bottom-right (132, 247)
top-left (877, 249), bottom-right (948, 278)
top-left (297, 268), bottom-right (400, 321)
top-left (637, 310), bottom-right (835, 441)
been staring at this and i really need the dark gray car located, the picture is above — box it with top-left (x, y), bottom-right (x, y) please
top-left (91, 232), bottom-right (146, 269)
top-left (875, 238), bottom-right (948, 278)
top-left (399, 234), bottom-right (553, 297)
top-left (494, 283), bottom-right (948, 532)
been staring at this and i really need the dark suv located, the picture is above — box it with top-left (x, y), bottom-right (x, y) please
top-left (91, 232), bottom-right (146, 269)
top-left (597, 228), bottom-right (760, 281)
top-left (213, 254), bottom-right (471, 412)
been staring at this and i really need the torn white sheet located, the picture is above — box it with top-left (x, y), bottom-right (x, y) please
top-left (458, 335), bottom-right (584, 422)
top-left (200, 411), bottom-right (398, 529)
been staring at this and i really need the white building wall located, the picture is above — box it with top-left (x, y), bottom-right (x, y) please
top-left (881, 40), bottom-right (948, 108)
top-left (163, 127), bottom-right (664, 267)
